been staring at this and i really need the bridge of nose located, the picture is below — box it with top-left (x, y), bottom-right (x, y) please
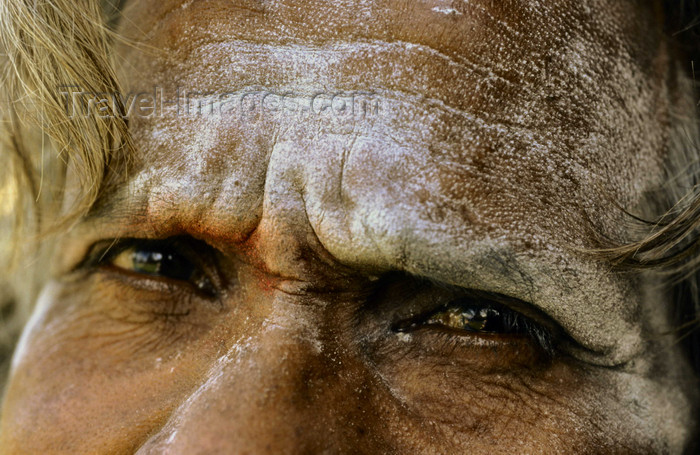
top-left (134, 291), bottom-right (401, 454)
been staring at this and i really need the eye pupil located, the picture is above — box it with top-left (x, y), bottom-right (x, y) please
top-left (131, 250), bottom-right (165, 275)
top-left (427, 302), bottom-right (506, 334)
top-left (467, 308), bottom-right (488, 331)
top-left (131, 248), bottom-right (195, 282)
top-left (108, 243), bottom-right (201, 285)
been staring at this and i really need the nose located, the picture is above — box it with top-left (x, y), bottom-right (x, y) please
top-left (134, 310), bottom-right (384, 454)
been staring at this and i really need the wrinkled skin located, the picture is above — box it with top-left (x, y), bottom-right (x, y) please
top-left (0, 0), bottom-right (697, 453)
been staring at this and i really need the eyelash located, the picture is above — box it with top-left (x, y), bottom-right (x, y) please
top-left (82, 237), bottom-right (219, 298)
top-left (371, 273), bottom-right (561, 358)
top-left (392, 297), bottom-right (556, 356)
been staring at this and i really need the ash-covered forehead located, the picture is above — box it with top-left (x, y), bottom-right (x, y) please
top-left (98, 0), bottom-right (673, 360)
top-left (116, 0), bottom-right (669, 227)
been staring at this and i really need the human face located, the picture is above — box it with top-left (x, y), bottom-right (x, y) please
top-left (0, 0), bottom-right (696, 453)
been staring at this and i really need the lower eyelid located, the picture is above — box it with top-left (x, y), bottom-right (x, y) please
top-left (90, 268), bottom-right (224, 326)
top-left (84, 273), bottom-right (222, 341)
top-left (96, 260), bottom-right (219, 300)
top-left (390, 326), bottom-right (555, 368)
top-left (99, 264), bottom-right (186, 292)
top-left (401, 324), bottom-right (533, 346)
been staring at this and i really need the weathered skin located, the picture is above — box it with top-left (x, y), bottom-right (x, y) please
top-left (0, 0), bottom-right (697, 453)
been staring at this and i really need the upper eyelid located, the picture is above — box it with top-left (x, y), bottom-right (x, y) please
top-left (396, 272), bottom-right (562, 331)
top-left (376, 272), bottom-right (567, 349)
top-left (82, 236), bottom-right (225, 294)
top-left (81, 237), bottom-right (197, 271)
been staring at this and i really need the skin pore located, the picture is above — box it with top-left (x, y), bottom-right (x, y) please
top-left (0, 0), bottom-right (697, 453)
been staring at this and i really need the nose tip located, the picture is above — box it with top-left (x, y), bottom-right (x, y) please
top-left (134, 327), bottom-right (381, 454)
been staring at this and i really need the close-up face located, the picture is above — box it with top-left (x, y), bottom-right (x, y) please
top-left (0, 0), bottom-right (698, 453)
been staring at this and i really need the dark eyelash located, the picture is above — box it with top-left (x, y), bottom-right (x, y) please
top-left (374, 272), bottom-right (561, 356)
top-left (453, 292), bottom-right (558, 355)
top-left (80, 236), bottom-right (220, 297)
top-left (82, 237), bottom-right (192, 269)
top-left (392, 297), bottom-right (556, 356)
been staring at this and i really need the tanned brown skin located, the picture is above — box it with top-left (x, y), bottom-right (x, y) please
top-left (0, 0), bottom-right (697, 453)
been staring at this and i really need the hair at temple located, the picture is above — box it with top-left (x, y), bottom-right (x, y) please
top-left (599, 0), bottom-right (700, 374)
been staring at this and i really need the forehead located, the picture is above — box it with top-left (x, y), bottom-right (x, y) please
top-left (111, 0), bottom-right (669, 251)
top-left (104, 0), bottom-right (669, 358)
top-left (115, 0), bottom-right (668, 233)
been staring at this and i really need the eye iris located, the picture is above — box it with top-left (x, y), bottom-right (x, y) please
top-left (117, 247), bottom-right (195, 281)
top-left (131, 250), bottom-right (165, 275)
top-left (427, 304), bottom-right (504, 333)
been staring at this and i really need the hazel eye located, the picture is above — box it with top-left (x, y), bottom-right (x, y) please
top-left (112, 246), bottom-right (194, 280)
top-left (424, 302), bottom-right (509, 333)
top-left (92, 238), bottom-right (217, 296)
top-left (394, 295), bottom-right (555, 354)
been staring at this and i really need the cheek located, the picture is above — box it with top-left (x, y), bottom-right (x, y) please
top-left (362, 331), bottom-right (669, 453)
top-left (0, 280), bottom-right (229, 452)
top-left (0, 278), bottom-right (675, 454)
